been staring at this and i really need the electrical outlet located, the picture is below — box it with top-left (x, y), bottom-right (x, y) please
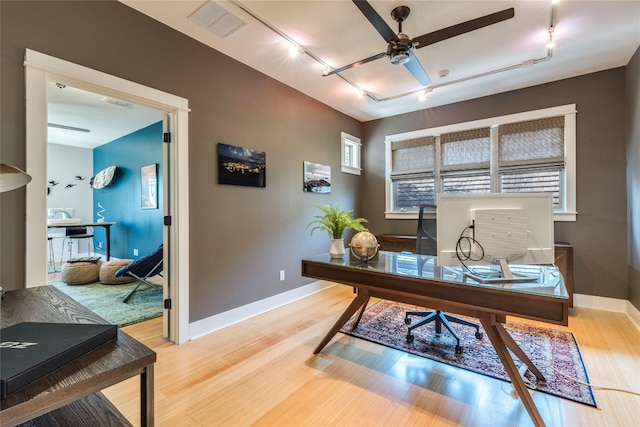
top-left (279, 270), bottom-right (285, 281)
top-left (133, 248), bottom-right (139, 256)
top-left (96, 241), bottom-right (104, 250)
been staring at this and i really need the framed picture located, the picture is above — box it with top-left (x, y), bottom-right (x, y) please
top-left (140, 164), bottom-right (158, 209)
top-left (303, 161), bottom-right (331, 193)
top-left (217, 142), bottom-right (266, 188)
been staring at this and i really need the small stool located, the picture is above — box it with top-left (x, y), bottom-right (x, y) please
top-left (48, 236), bottom-right (57, 272)
top-left (100, 259), bottom-right (136, 285)
top-left (60, 260), bottom-right (101, 285)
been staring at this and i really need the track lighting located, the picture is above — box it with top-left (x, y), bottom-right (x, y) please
top-left (230, 0), bottom-right (560, 105)
top-left (418, 87), bottom-right (433, 102)
top-left (546, 27), bottom-right (555, 49)
top-left (289, 44), bottom-right (305, 57)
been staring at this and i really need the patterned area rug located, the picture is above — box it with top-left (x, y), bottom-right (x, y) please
top-left (50, 281), bottom-right (163, 327)
top-left (340, 300), bottom-right (596, 407)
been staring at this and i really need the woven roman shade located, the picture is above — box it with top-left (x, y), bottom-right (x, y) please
top-left (440, 128), bottom-right (491, 172)
top-left (390, 137), bottom-right (435, 176)
top-left (498, 116), bottom-right (564, 167)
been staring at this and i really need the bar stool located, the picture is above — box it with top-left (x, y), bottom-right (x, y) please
top-left (61, 226), bottom-right (94, 261)
top-left (48, 236), bottom-right (57, 272)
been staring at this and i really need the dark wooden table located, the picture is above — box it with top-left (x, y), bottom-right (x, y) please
top-left (302, 251), bottom-right (569, 427)
top-left (0, 286), bottom-right (156, 426)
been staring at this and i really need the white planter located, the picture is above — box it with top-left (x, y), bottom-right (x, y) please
top-left (329, 239), bottom-right (345, 258)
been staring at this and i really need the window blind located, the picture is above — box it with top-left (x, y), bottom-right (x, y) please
top-left (498, 116), bottom-right (564, 167)
top-left (440, 128), bottom-right (490, 171)
top-left (391, 137), bottom-right (435, 176)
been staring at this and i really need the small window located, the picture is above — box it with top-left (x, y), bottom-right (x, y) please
top-left (341, 132), bottom-right (361, 175)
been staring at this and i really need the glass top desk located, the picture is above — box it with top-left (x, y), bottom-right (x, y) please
top-left (301, 251), bottom-right (569, 427)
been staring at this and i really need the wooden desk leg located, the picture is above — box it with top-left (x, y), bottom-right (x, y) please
top-left (313, 288), bottom-right (370, 354)
top-left (495, 322), bottom-right (545, 381)
top-left (141, 364), bottom-right (154, 427)
top-left (479, 314), bottom-right (546, 427)
top-left (351, 289), bottom-right (370, 329)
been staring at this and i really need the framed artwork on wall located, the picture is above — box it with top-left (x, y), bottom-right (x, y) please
top-left (140, 164), bottom-right (158, 209)
top-left (303, 161), bottom-right (331, 193)
top-left (217, 142), bottom-right (266, 188)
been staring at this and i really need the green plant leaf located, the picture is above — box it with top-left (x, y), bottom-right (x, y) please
top-left (306, 204), bottom-right (369, 239)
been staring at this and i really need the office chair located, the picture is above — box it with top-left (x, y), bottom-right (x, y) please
top-left (116, 244), bottom-right (163, 303)
top-left (404, 204), bottom-right (483, 354)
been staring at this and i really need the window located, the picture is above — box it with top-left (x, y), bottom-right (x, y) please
top-left (341, 132), bottom-right (361, 175)
top-left (385, 104), bottom-right (576, 221)
top-left (440, 128), bottom-right (491, 195)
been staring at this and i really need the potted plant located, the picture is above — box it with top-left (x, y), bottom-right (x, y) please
top-left (307, 204), bottom-right (368, 258)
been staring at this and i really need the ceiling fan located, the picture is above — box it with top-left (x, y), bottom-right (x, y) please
top-left (325, 0), bottom-right (515, 86)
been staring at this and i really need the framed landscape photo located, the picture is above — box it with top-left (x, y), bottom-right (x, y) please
top-left (140, 164), bottom-right (158, 209)
top-left (303, 161), bottom-right (331, 193)
top-left (217, 142), bottom-right (266, 188)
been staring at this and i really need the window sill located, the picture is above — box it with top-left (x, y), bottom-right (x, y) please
top-left (341, 165), bottom-right (361, 175)
top-left (385, 210), bottom-right (576, 221)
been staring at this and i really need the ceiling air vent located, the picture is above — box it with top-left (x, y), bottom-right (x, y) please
top-left (189, 1), bottom-right (246, 38)
top-left (101, 97), bottom-right (132, 108)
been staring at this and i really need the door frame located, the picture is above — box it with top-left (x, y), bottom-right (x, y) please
top-left (24, 49), bottom-right (190, 344)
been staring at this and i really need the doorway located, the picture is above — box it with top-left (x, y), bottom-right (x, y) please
top-left (46, 82), bottom-right (165, 328)
top-left (25, 49), bottom-right (190, 344)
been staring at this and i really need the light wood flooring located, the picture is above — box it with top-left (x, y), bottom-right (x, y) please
top-left (103, 285), bottom-right (640, 427)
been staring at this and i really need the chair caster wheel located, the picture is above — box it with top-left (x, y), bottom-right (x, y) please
top-left (455, 345), bottom-right (462, 354)
top-left (404, 316), bottom-right (411, 325)
top-left (475, 331), bottom-right (483, 340)
top-left (406, 333), bottom-right (414, 343)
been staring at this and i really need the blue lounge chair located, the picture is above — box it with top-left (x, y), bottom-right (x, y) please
top-left (116, 244), bottom-right (163, 303)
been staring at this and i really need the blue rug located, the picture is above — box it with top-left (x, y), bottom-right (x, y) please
top-left (50, 280), bottom-right (163, 327)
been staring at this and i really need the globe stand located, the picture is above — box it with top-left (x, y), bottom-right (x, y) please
top-left (349, 231), bottom-right (380, 265)
top-left (349, 252), bottom-right (378, 266)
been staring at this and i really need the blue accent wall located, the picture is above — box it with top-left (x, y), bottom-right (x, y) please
top-left (93, 122), bottom-right (163, 259)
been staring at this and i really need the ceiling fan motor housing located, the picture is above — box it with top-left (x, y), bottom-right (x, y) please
top-left (387, 33), bottom-right (412, 65)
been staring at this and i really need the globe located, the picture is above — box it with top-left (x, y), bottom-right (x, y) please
top-left (349, 232), bottom-right (379, 261)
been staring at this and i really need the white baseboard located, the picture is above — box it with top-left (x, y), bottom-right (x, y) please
top-left (187, 286), bottom-right (640, 341)
top-left (188, 281), bottom-right (335, 341)
top-left (574, 293), bottom-right (640, 332)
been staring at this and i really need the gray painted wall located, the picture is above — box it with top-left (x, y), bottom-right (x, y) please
top-left (0, 1), bottom-right (362, 322)
top-left (627, 47), bottom-right (640, 310)
top-left (0, 1), bottom-right (637, 317)
top-left (361, 69), bottom-right (630, 301)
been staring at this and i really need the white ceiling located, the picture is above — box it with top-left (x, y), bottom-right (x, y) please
top-left (47, 81), bottom-right (163, 148)
top-left (49, 1), bottom-right (640, 148)
top-left (119, 0), bottom-right (640, 121)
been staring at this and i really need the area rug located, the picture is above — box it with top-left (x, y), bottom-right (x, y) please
top-left (50, 281), bottom-right (163, 327)
top-left (340, 300), bottom-right (596, 407)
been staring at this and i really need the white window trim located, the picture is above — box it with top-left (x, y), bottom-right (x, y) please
top-left (341, 132), bottom-right (361, 175)
top-left (384, 104), bottom-right (577, 221)
top-left (24, 49), bottom-right (191, 344)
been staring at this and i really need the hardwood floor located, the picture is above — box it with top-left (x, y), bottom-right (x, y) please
top-left (103, 285), bottom-right (640, 427)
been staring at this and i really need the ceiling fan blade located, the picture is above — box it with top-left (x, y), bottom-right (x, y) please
top-left (352, 0), bottom-right (398, 43)
top-left (404, 51), bottom-right (431, 86)
top-left (412, 8), bottom-right (515, 49)
top-left (324, 52), bottom-right (387, 76)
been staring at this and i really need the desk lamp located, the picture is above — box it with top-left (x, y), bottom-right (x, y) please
top-left (1, 164), bottom-right (32, 297)
top-left (0, 164), bottom-right (32, 192)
